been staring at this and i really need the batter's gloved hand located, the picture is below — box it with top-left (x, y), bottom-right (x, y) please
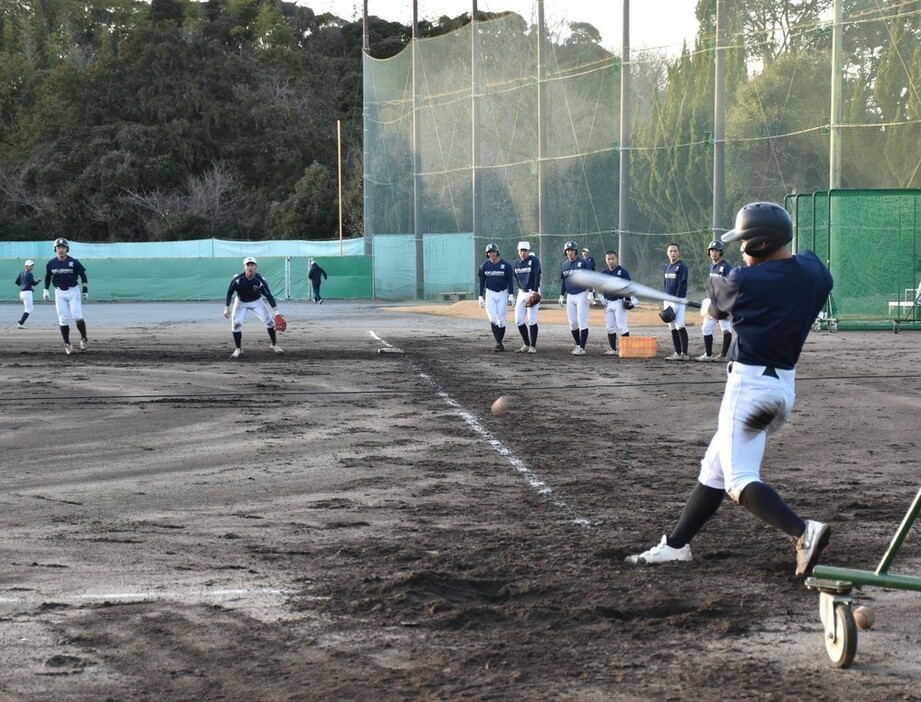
top-left (82, 291), bottom-right (88, 300)
top-left (558, 295), bottom-right (565, 307)
top-left (478, 296), bottom-right (485, 309)
top-left (507, 293), bottom-right (515, 307)
top-left (586, 292), bottom-right (595, 305)
top-left (43, 289), bottom-right (50, 301)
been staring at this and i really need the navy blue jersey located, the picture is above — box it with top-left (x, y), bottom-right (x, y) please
top-left (561, 258), bottom-right (592, 294)
top-left (664, 260), bottom-right (688, 298)
top-left (308, 264), bottom-right (327, 283)
top-left (226, 272), bottom-right (277, 306)
top-left (15, 270), bottom-right (39, 291)
top-left (45, 256), bottom-right (87, 290)
top-left (601, 265), bottom-right (631, 301)
top-left (708, 251), bottom-right (833, 369)
top-left (581, 256), bottom-right (596, 271)
top-left (709, 259), bottom-right (732, 280)
top-left (479, 258), bottom-right (514, 295)
top-left (514, 254), bottom-right (541, 292)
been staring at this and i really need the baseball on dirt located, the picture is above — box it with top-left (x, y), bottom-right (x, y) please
top-left (491, 395), bottom-right (511, 415)
top-left (854, 605), bottom-right (875, 630)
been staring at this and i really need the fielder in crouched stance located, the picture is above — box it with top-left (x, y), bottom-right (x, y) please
top-left (627, 202), bottom-right (834, 577)
top-left (224, 257), bottom-right (283, 358)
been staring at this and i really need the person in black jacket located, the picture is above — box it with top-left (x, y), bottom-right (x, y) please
top-left (308, 261), bottom-right (328, 304)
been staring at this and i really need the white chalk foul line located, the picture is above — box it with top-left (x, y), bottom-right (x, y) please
top-left (418, 372), bottom-right (590, 527)
top-left (0, 587), bottom-right (305, 606)
top-left (369, 332), bottom-right (589, 526)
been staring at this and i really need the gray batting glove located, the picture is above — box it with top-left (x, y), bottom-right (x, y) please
top-left (507, 294), bottom-right (515, 307)
top-left (43, 289), bottom-right (50, 301)
top-left (558, 295), bottom-right (565, 307)
top-left (478, 296), bottom-right (485, 308)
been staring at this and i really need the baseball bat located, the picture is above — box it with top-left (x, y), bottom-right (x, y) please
top-left (569, 270), bottom-right (702, 309)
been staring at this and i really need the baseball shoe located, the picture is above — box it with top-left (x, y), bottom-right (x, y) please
top-left (318, 299), bottom-right (323, 304)
top-left (79, 338), bottom-right (87, 351)
top-left (571, 346), bottom-right (586, 356)
top-left (625, 535), bottom-right (692, 565)
top-left (679, 353), bottom-right (691, 361)
top-left (64, 343), bottom-right (73, 355)
top-left (494, 343), bottom-right (505, 352)
top-left (715, 355), bottom-right (728, 362)
top-left (604, 348), bottom-right (617, 356)
top-left (665, 352), bottom-right (682, 361)
top-left (527, 346), bottom-right (537, 354)
top-left (516, 344), bottom-right (530, 353)
top-left (231, 348), bottom-right (243, 359)
top-left (795, 520), bottom-right (831, 576)
top-left (695, 353), bottom-right (714, 362)
top-left (16, 323), bottom-right (25, 329)
top-left (270, 344), bottom-right (284, 354)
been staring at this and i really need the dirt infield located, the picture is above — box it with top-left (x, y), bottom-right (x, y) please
top-left (1, 300), bottom-right (919, 700)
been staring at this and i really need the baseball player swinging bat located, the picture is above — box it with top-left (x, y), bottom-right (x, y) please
top-left (569, 270), bottom-right (702, 309)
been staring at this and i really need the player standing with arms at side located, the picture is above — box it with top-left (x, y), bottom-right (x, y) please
top-left (697, 240), bottom-right (734, 361)
top-left (307, 261), bottom-right (328, 304)
top-left (626, 202), bottom-right (834, 577)
top-left (14, 260), bottom-right (40, 329)
top-left (600, 251), bottom-right (634, 356)
top-left (512, 241), bottom-right (541, 353)
top-left (43, 238), bottom-right (88, 355)
top-left (559, 241), bottom-right (592, 355)
top-left (663, 242), bottom-right (690, 360)
top-left (477, 243), bottom-right (515, 352)
top-left (224, 257), bottom-right (283, 358)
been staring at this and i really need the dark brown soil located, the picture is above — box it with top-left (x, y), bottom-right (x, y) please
top-left (1, 301), bottom-right (919, 700)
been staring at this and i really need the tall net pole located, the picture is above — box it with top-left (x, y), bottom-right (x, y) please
top-left (618, 0), bottom-right (630, 262)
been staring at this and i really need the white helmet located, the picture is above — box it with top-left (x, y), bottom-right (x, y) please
top-left (25, 260), bottom-right (34, 267)
top-left (517, 241), bottom-right (531, 251)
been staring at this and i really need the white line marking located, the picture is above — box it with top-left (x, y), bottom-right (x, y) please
top-left (368, 330), bottom-right (393, 348)
top-left (418, 371), bottom-right (590, 526)
top-left (0, 587), bottom-right (304, 606)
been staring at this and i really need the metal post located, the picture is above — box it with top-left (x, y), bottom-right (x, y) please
top-left (829, 0), bottom-right (842, 189)
top-left (362, 0), bottom-right (371, 258)
top-left (412, 1), bottom-right (424, 299)
top-left (712, 0), bottom-right (726, 237)
top-left (537, 0), bottom-right (546, 265)
top-left (472, 0), bottom-right (480, 285)
top-left (618, 0), bottom-right (630, 262)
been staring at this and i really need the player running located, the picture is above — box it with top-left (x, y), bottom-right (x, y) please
top-left (512, 241), bottom-right (541, 353)
top-left (477, 243), bottom-right (515, 352)
top-left (43, 238), bottom-right (89, 355)
top-left (14, 260), bottom-right (40, 329)
top-left (697, 240), bottom-right (734, 361)
top-left (626, 202), bottom-right (834, 577)
top-left (224, 257), bottom-right (283, 358)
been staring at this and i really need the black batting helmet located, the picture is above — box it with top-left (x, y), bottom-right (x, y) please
top-left (485, 243), bottom-right (499, 255)
top-left (707, 240), bottom-right (724, 252)
top-left (564, 240), bottom-right (578, 252)
top-left (53, 237), bottom-right (69, 250)
top-left (721, 202), bottom-right (792, 257)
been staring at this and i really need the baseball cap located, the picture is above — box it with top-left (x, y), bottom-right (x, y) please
top-left (517, 241), bottom-right (531, 250)
top-left (244, 256), bottom-right (257, 265)
top-left (25, 260), bottom-right (34, 266)
top-left (582, 248), bottom-right (590, 253)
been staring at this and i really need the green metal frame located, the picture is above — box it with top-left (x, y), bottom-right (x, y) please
top-left (812, 487), bottom-right (921, 591)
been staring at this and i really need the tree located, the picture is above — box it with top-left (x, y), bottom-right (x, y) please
top-left (267, 161), bottom-right (337, 239)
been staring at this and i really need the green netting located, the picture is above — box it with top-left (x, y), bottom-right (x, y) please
top-left (792, 189), bottom-right (921, 330)
top-left (2, 256), bottom-right (372, 302)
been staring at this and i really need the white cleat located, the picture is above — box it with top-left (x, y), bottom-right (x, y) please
top-left (270, 344), bottom-right (284, 354)
top-left (695, 353), bottom-right (714, 362)
top-left (625, 535), bottom-right (692, 565)
top-left (665, 352), bottom-right (681, 361)
top-left (516, 344), bottom-right (530, 353)
top-left (527, 346), bottom-right (537, 354)
top-left (604, 349), bottom-right (617, 356)
top-left (17, 323), bottom-right (25, 329)
top-left (231, 348), bottom-right (243, 359)
top-left (571, 346), bottom-right (586, 356)
top-left (64, 343), bottom-right (73, 355)
top-left (79, 338), bottom-right (87, 351)
top-left (795, 520), bottom-right (831, 576)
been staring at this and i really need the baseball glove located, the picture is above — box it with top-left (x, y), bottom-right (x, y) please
top-left (274, 313), bottom-right (287, 332)
top-left (623, 297), bottom-right (635, 310)
top-left (659, 306), bottom-right (676, 323)
top-left (525, 291), bottom-right (542, 308)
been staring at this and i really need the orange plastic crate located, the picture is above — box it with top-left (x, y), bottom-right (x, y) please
top-left (619, 336), bottom-right (657, 358)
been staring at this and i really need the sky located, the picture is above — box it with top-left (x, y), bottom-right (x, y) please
top-left (299, 0), bottom-right (699, 54)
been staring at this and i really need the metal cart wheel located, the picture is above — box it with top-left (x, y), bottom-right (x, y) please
top-left (829, 321), bottom-right (838, 333)
top-left (893, 320), bottom-right (901, 334)
top-left (826, 603), bottom-right (858, 668)
top-left (812, 321), bottom-right (822, 333)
